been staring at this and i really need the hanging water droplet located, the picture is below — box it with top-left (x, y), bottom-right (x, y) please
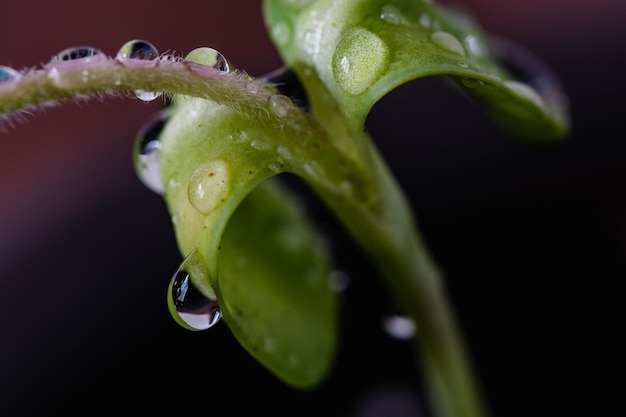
top-left (332, 27), bottom-right (390, 95)
top-left (184, 47), bottom-right (229, 72)
top-left (54, 46), bottom-right (103, 61)
top-left (0, 65), bottom-right (20, 84)
top-left (116, 39), bottom-right (162, 101)
top-left (168, 253), bottom-right (221, 331)
top-left (134, 110), bottom-right (169, 194)
top-left (382, 314), bottom-right (417, 340)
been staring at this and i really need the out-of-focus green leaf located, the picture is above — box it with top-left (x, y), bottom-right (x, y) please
top-left (263, 0), bottom-right (569, 140)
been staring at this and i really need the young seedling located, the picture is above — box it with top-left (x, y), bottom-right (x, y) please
top-left (0, 1), bottom-right (569, 416)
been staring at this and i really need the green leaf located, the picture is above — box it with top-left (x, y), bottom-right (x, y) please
top-left (263, 0), bottom-right (569, 140)
top-left (156, 68), bottom-right (343, 387)
top-left (218, 177), bottom-right (337, 388)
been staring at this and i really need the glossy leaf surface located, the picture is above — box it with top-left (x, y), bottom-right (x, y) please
top-left (264, 0), bottom-right (569, 140)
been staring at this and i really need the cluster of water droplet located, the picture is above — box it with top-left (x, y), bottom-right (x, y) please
top-left (1, 39), bottom-right (232, 104)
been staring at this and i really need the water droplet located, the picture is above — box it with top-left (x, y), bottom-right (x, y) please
top-left (188, 160), bottom-right (230, 215)
top-left (461, 77), bottom-right (483, 89)
top-left (184, 47), bottom-right (229, 72)
top-left (464, 34), bottom-right (485, 57)
top-left (328, 270), bottom-right (350, 293)
top-left (504, 80), bottom-right (543, 107)
top-left (490, 36), bottom-right (566, 107)
top-left (382, 315), bottom-right (417, 340)
top-left (169, 252), bottom-right (221, 331)
top-left (116, 39), bottom-right (159, 61)
top-left (0, 65), bottom-right (20, 84)
top-left (276, 145), bottom-right (293, 160)
top-left (431, 31), bottom-right (466, 56)
top-left (263, 67), bottom-right (309, 110)
top-left (303, 160), bottom-right (324, 180)
top-left (332, 27), bottom-right (390, 95)
top-left (116, 39), bottom-right (161, 101)
top-left (271, 21), bottom-right (292, 47)
top-left (54, 46), bottom-right (102, 61)
top-left (380, 4), bottom-right (409, 25)
top-left (134, 110), bottom-right (169, 194)
top-left (269, 94), bottom-right (292, 117)
top-left (418, 13), bottom-right (431, 28)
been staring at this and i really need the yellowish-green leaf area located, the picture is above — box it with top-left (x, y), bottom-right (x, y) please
top-left (157, 94), bottom-right (339, 388)
top-left (264, 0), bottom-right (569, 140)
top-left (155, 47), bottom-right (349, 388)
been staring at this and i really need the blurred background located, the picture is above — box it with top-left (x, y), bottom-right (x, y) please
top-left (1, 0), bottom-right (623, 416)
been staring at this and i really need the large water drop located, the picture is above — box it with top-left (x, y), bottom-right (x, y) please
top-left (168, 253), bottom-right (221, 331)
top-left (134, 110), bottom-right (169, 194)
top-left (116, 39), bottom-right (162, 101)
top-left (332, 27), bottom-right (390, 95)
top-left (187, 160), bottom-right (231, 215)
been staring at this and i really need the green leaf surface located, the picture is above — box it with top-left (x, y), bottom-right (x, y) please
top-left (157, 81), bottom-right (341, 387)
top-left (263, 0), bottom-right (569, 140)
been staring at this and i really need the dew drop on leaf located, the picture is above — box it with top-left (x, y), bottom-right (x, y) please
top-left (431, 31), bottom-right (466, 56)
top-left (54, 46), bottom-right (103, 61)
top-left (134, 110), bottom-right (168, 194)
top-left (187, 160), bottom-right (231, 215)
top-left (0, 65), bottom-right (20, 83)
top-left (116, 39), bottom-right (162, 101)
top-left (169, 253), bottom-right (221, 331)
top-left (332, 27), bottom-right (390, 95)
top-left (269, 94), bottom-right (292, 117)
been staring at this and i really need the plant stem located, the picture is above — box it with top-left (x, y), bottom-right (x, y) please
top-left (315, 142), bottom-right (490, 417)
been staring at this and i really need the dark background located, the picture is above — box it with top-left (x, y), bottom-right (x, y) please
top-left (0, 1), bottom-right (622, 416)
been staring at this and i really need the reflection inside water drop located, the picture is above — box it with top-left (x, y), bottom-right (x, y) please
top-left (54, 46), bottom-right (103, 61)
top-left (169, 254), bottom-right (221, 331)
top-left (184, 47), bottom-right (230, 72)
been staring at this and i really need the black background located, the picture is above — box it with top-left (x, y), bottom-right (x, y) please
top-left (1, 1), bottom-right (623, 416)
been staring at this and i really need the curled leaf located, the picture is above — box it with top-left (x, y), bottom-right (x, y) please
top-left (263, 0), bottom-right (569, 140)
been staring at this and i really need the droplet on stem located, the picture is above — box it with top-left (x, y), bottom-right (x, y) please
top-left (54, 46), bottom-right (103, 61)
top-left (116, 39), bottom-right (162, 101)
top-left (0, 65), bottom-right (20, 84)
top-left (168, 253), bottom-right (221, 331)
top-left (184, 47), bottom-right (230, 72)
